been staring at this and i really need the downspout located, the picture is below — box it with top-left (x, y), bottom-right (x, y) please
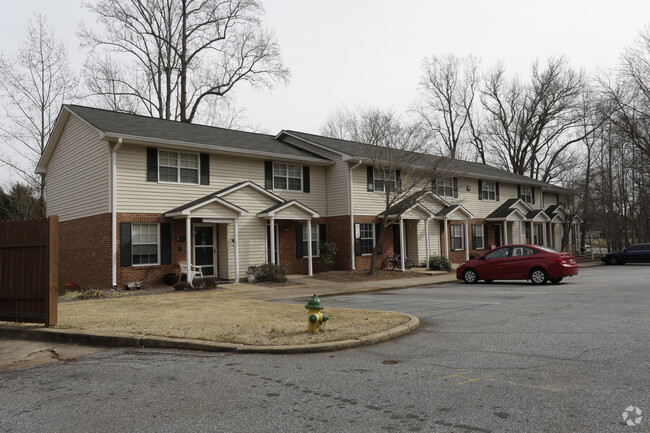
top-left (349, 159), bottom-right (363, 270)
top-left (111, 137), bottom-right (123, 287)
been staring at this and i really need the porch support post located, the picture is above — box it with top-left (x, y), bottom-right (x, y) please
top-left (186, 216), bottom-right (192, 285)
top-left (399, 216), bottom-right (406, 271)
top-left (269, 217), bottom-right (276, 264)
top-left (444, 218), bottom-right (450, 259)
top-left (519, 221), bottom-right (523, 243)
top-left (234, 218), bottom-right (240, 282)
top-left (542, 222), bottom-right (548, 246)
top-left (464, 219), bottom-right (470, 261)
top-left (307, 220), bottom-right (313, 276)
top-left (424, 218), bottom-right (431, 270)
top-left (503, 221), bottom-right (508, 245)
top-left (529, 221), bottom-right (534, 244)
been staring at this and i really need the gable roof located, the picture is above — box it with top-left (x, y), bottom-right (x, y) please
top-left (280, 129), bottom-right (567, 191)
top-left (38, 105), bottom-right (330, 171)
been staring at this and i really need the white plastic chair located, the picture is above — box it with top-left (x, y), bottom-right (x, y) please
top-left (178, 261), bottom-right (203, 283)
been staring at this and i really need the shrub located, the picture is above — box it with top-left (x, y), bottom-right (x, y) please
top-left (62, 289), bottom-right (106, 300)
top-left (428, 255), bottom-right (452, 272)
top-left (192, 277), bottom-right (219, 290)
top-left (247, 263), bottom-right (289, 283)
top-left (174, 281), bottom-right (191, 291)
top-left (319, 241), bottom-right (338, 271)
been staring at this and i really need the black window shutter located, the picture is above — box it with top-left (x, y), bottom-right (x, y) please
top-left (303, 166), bottom-right (310, 193)
top-left (495, 182), bottom-right (500, 201)
top-left (453, 177), bottom-right (458, 198)
top-left (531, 187), bottom-right (535, 204)
top-left (120, 223), bottom-right (132, 267)
top-left (395, 170), bottom-right (402, 194)
top-left (367, 166), bottom-right (374, 191)
top-left (264, 161), bottom-right (273, 189)
top-left (160, 223), bottom-right (172, 265)
top-left (319, 224), bottom-right (327, 243)
top-left (375, 223), bottom-right (383, 254)
top-left (146, 148), bottom-right (158, 182)
top-left (295, 224), bottom-right (303, 258)
top-left (471, 225), bottom-right (477, 250)
top-left (200, 153), bottom-right (210, 185)
top-left (517, 185), bottom-right (521, 199)
top-left (478, 180), bottom-right (483, 200)
top-left (354, 223), bottom-right (361, 256)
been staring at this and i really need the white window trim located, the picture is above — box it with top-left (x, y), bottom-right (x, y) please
top-left (158, 150), bottom-right (200, 185)
top-left (132, 223), bottom-right (160, 266)
top-left (481, 180), bottom-right (497, 201)
top-left (302, 224), bottom-right (320, 258)
top-left (521, 186), bottom-right (533, 204)
top-left (450, 223), bottom-right (464, 251)
top-left (373, 167), bottom-right (397, 194)
top-left (273, 162), bottom-right (303, 192)
top-left (472, 224), bottom-right (485, 250)
top-left (436, 177), bottom-right (455, 198)
top-left (357, 223), bottom-right (375, 256)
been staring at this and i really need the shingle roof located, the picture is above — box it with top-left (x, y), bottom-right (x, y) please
top-left (282, 129), bottom-right (567, 191)
top-left (485, 199), bottom-right (521, 219)
top-left (65, 105), bottom-right (329, 161)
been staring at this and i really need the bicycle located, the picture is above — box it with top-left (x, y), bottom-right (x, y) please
top-left (380, 253), bottom-right (414, 271)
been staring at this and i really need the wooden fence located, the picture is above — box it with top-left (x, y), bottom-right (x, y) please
top-left (0, 216), bottom-right (58, 326)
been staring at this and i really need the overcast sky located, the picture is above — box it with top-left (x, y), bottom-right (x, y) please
top-left (2, 0), bottom-right (650, 183)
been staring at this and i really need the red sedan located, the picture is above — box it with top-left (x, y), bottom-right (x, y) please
top-left (456, 244), bottom-right (578, 285)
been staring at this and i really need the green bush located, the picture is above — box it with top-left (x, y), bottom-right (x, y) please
top-left (247, 263), bottom-right (289, 283)
top-left (428, 255), bottom-right (452, 271)
top-left (319, 241), bottom-right (338, 271)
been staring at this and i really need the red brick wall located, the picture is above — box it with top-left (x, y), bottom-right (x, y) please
top-left (59, 213), bottom-right (112, 289)
top-left (326, 215), bottom-right (352, 271)
top-left (276, 219), bottom-right (328, 274)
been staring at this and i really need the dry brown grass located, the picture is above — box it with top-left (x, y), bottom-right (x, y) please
top-left (312, 269), bottom-right (432, 283)
top-left (54, 289), bottom-right (409, 346)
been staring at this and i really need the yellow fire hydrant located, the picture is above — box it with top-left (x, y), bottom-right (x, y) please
top-left (305, 294), bottom-right (329, 333)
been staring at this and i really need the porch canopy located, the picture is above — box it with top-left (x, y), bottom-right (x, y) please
top-left (165, 193), bottom-right (249, 283)
top-left (258, 200), bottom-right (319, 276)
top-left (435, 204), bottom-right (474, 262)
top-left (380, 192), bottom-right (449, 270)
top-left (485, 198), bottom-right (531, 244)
top-left (525, 209), bottom-right (552, 246)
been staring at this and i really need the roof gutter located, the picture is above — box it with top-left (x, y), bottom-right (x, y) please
top-left (349, 159), bottom-right (363, 270)
top-left (111, 137), bottom-right (123, 287)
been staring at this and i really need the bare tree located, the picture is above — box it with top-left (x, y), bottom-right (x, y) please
top-left (480, 57), bottom-right (597, 183)
top-left (413, 54), bottom-right (480, 160)
top-left (321, 107), bottom-right (448, 274)
top-left (0, 14), bottom-right (77, 215)
top-left (0, 183), bottom-right (42, 220)
top-left (80, 0), bottom-right (290, 124)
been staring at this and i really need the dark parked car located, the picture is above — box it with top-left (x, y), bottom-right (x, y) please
top-left (601, 243), bottom-right (650, 265)
top-left (456, 244), bottom-right (578, 285)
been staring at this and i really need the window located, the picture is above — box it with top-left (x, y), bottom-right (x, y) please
top-left (301, 224), bottom-right (320, 257)
top-left (450, 224), bottom-right (464, 251)
top-left (485, 247), bottom-right (510, 259)
top-left (358, 223), bottom-right (375, 255)
top-left (532, 225), bottom-right (542, 245)
top-left (273, 162), bottom-right (302, 191)
top-left (159, 150), bottom-right (199, 184)
top-left (520, 186), bottom-right (533, 203)
top-left (373, 168), bottom-right (397, 193)
top-left (132, 223), bottom-right (159, 265)
top-left (471, 224), bottom-right (486, 250)
top-left (436, 178), bottom-right (456, 198)
top-left (481, 180), bottom-right (497, 201)
top-left (512, 246), bottom-right (535, 257)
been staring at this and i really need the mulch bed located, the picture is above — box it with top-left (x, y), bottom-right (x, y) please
top-left (310, 269), bottom-right (434, 283)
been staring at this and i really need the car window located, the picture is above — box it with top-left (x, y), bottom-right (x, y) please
top-left (512, 247), bottom-right (536, 257)
top-left (485, 247), bottom-right (510, 259)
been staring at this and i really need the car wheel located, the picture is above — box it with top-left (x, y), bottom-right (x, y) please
top-left (463, 269), bottom-right (478, 284)
top-left (484, 279), bottom-right (494, 283)
top-left (606, 256), bottom-right (618, 265)
top-left (530, 268), bottom-right (548, 285)
top-left (549, 277), bottom-right (563, 284)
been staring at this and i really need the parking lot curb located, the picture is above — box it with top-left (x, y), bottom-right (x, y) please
top-left (0, 314), bottom-right (420, 355)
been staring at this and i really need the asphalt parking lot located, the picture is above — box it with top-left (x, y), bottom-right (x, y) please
top-left (1, 265), bottom-right (648, 432)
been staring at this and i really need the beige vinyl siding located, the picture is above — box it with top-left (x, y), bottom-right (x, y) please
top-left (326, 161), bottom-right (351, 216)
top-left (449, 178), bottom-right (518, 219)
top-left (218, 224), bottom-right (230, 278)
top-left (543, 192), bottom-right (559, 209)
top-left (191, 203), bottom-right (240, 218)
top-left (405, 220), bottom-right (420, 265)
top-left (115, 144), bottom-right (328, 216)
top-left (351, 165), bottom-right (394, 215)
top-left (273, 206), bottom-right (314, 219)
top-left (46, 115), bottom-right (110, 221)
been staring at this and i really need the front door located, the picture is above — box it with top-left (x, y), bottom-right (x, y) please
top-left (194, 225), bottom-right (216, 277)
top-left (494, 225), bottom-right (501, 247)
